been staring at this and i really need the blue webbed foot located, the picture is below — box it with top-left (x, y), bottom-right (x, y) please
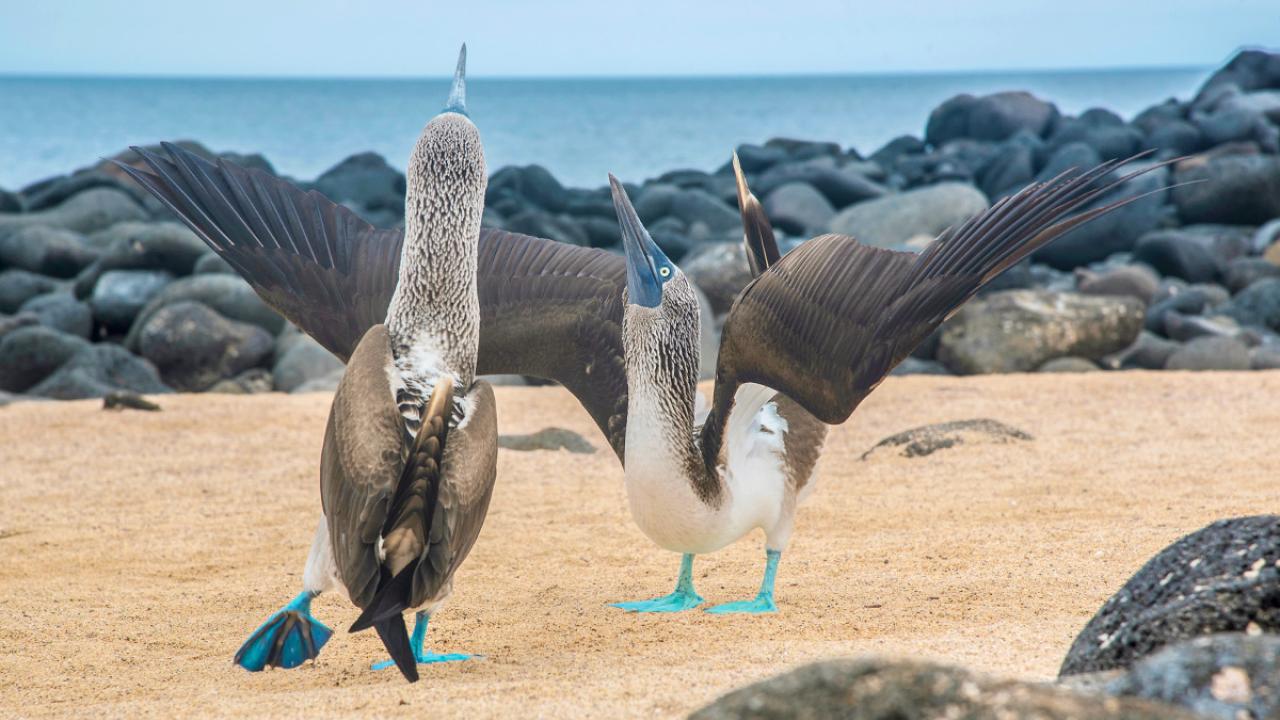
top-left (610, 589), bottom-right (704, 613)
top-left (610, 553), bottom-right (703, 613)
top-left (234, 592), bottom-right (331, 671)
top-left (370, 611), bottom-right (475, 671)
top-left (704, 594), bottom-right (777, 614)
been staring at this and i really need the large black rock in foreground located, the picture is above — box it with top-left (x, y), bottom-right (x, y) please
top-left (1060, 515), bottom-right (1280, 676)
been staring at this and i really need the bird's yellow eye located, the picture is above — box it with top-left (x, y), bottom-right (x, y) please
top-left (659, 267), bottom-right (671, 278)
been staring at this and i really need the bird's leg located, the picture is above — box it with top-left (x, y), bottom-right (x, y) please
top-left (610, 553), bottom-right (704, 612)
top-left (705, 549), bottom-right (780, 614)
top-left (233, 590), bottom-right (333, 671)
top-left (371, 612), bottom-right (473, 670)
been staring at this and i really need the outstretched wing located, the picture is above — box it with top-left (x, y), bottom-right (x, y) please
top-left (700, 156), bottom-right (1168, 468)
top-left (118, 143), bottom-right (630, 460)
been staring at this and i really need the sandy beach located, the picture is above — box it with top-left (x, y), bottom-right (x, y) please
top-left (1, 372), bottom-right (1276, 718)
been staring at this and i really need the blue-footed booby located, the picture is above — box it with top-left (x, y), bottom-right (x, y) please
top-left (121, 46), bottom-right (498, 682)
top-left (119, 71), bottom-right (1170, 618)
top-left (599, 154), bottom-right (1172, 614)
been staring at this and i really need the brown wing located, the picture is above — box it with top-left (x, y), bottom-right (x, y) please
top-left (701, 156), bottom-right (1169, 468)
top-left (119, 143), bottom-right (629, 461)
top-left (320, 324), bottom-right (406, 609)
top-left (411, 380), bottom-right (498, 607)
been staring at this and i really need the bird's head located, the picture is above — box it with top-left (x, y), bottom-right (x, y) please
top-left (609, 174), bottom-right (701, 380)
top-left (406, 43), bottom-right (485, 224)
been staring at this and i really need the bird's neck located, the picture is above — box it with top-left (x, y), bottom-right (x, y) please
top-left (385, 178), bottom-right (482, 386)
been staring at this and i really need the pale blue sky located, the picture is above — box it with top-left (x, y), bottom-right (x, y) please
top-left (1, 0), bottom-right (1277, 77)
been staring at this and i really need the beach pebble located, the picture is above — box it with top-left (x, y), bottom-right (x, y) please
top-left (690, 658), bottom-right (1196, 720)
top-left (135, 301), bottom-right (273, 392)
top-left (937, 290), bottom-right (1144, 374)
top-left (861, 418), bottom-right (1031, 460)
top-left (1059, 515), bottom-right (1280, 676)
top-left (498, 427), bottom-right (596, 454)
top-left (207, 368), bottom-right (274, 394)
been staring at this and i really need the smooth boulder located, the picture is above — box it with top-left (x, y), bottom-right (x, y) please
top-left (0, 226), bottom-right (99, 278)
top-left (1164, 336), bottom-right (1251, 370)
top-left (18, 292), bottom-right (92, 339)
top-left (926, 91), bottom-right (1059, 145)
top-left (0, 269), bottom-right (60, 314)
top-left (126, 273), bottom-right (284, 350)
top-left (826, 182), bottom-right (988, 248)
top-left (1172, 154), bottom-right (1280, 225)
top-left (0, 187), bottom-right (147, 237)
top-left (0, 325), bottom-right (89, 392)
top-left (135, 301), bottom-right (274, 392)
top-left (762, 182), bottom-right (835, 235)
top-left (272, 335), bottom-right (343, 393)
top-left (938, 290), bottom-right (1144, 374)
top-left (89, 270), bottom-right (173, 333)
top-left (28, 344), bottom-right (169, 399)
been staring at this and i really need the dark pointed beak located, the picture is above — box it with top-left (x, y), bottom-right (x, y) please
top-left (443, 44), bottom-right (467, 115)
top-left (609, 174), bottom-right (663, 308)
top-left (731, 151), bottom-right (779, 276)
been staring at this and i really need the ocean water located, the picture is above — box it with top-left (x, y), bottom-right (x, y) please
top-left (0, 68), bottom-right (1207, 190)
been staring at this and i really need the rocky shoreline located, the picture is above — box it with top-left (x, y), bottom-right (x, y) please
top-left (2, 49), bottom-right (1280, 403)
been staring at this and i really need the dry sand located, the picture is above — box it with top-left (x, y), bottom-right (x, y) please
top-left (0, 372), bottom-right (1276, 718)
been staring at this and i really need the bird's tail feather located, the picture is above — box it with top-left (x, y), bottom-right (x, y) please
top-left (349, 564), bottom-right (418, 682)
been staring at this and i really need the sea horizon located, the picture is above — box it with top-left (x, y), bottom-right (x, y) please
top-left (0, 65), bottom-right (1210, 189)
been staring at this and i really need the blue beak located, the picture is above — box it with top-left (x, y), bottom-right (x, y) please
top-left (609, 174), bottom-right (664, 308)
top-left (443, 44), bottom-right (468, 116)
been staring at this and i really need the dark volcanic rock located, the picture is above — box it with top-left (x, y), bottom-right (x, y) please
top-left (1034, 163), bottom-right (1171, 269)
top-left (1110, 633), bottom-right (1280, 720)
top-left (1044, 113), bottom-right (1143, 161)
top-left (751, 164), bottom-right (888, 208)
top-left (498, 427), bottom-right (597, 454)
top-left (862, 418), bottom-right (1031, 460)
top-left (938, 290), bottom-right (1144, 374)
top-left (733, 143), bottom-right (789, 173)
top-left (503, 209), bottom-right (589, 247)
top-left (1132, 231), bottom-right (1223, 283)
top-left (207, 368), bottom-right (275, 394)
top-left (89, 269), bottom-right (173, 333)
top-left (889, 357), bottom-right (951, 376)
top-left (1162, 311), bottom-right (1246, 343)
top-left (761, 182), bottom-right (835, 235)
top-left (1104, 331), bottom-right (1181, 370)
top-left (72, 221), bottom-right (207, 298)
top-left (126, 274), bottom-right (284, 350)
top-left (0, 226), bottom-right (99, 278)
top-left (272, 336), bottom-right (343, 393)
top-left (977, 141), bottom-right (1035, 198)
top-left (1216, 278), bottom-right (1280, 332)
top-left (21, 171), bottom-right (145, 212)
top-left (486, 164), bottom-right (569, 214)
top-left (1172, 154), bottom-right (1280, 225)
top-left (0, 269), bottom-right (60, 313)
top-left (667, 189), bottom-right (739, 234)
top-left (0, 326), bottom-right (89, 392)
top-left (1035, 142), bottom-right (1102, 184)
top-left (29, 344), bottom-right (169, 399)
top-left (1164, 336), bottom-right (1251, 371)
top-left (1074, 265), bottom-right (1159, 305)
top-left (1193, 104), bottom-right (1279, 152)
top-left (311, 152), bottom-right (405, 221)
top-left (192, 253), bottom-right (235, 275)
top-left (1196, 49), bottom-right (1280, 104)
top-left (926, 91), bottom-right (1059, 145)
top-left (0, 188), bottom-right (147, 239)
top-left (682, 242), bottom-right (753, 316)
top-left (18, 292), bottom-right (92, 339)
top-left (1145, 284), bottom-right (1229, 333)
top-left (1143, 120), bottom-right (1205, 156)
top-left (1060, 515), bottom-right (1280, 676)
top-left (1223, 257), bottom-right (1280, 294)
top-left (103, 390), bottom-right (161, 411)
top-left (690, 658), bottom-right (1195, 720)
top-left (136, 301), bottom-right (274, 392)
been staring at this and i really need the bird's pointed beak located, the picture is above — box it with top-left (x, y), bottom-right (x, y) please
top-left (609, 174), bottom-right (663, 308)
top-left (443, 43), bottom-right (468, 115)
top-left (732, 151), bottom-right (754, 212)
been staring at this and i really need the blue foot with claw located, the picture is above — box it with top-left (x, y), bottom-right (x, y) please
top-left (234, 591), bottom-right (331, 671)
top-left (705, 549), bottom-right (782, 616)
top-left (370, 612), bottom-right (474, 671)
top-left (611, 553), bottom-right (703, 613)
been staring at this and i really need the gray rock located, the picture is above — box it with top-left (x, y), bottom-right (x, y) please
top-left (503, 209), bottom-right (589, 247)
top-left (764, 137), bottom-right (843, 159)
top-left (668, 189), bottom-right (739, 234)
top-left (682, 242), bottom-right (753, 317)
top-left (1143, 120), bottom-right (1205, 156)
top-left (498, 427), bottom-right (596, 454)
top-left (73, 221), bottom-right (208, 297)
top-left (0, 187), bottom-right (146, 237)
top-left (761, 182), bottom-right (835, 235)
top-left (1193, 105), bottom-right (1280, 152)
top-left (938, 290), bottom-right (1145, 374)
top-left (18, 292), bottom-right (92, 338)
top-left (1132, 231), bottom-right (1222, 283)
top-left (291, 369), bottom-right (344, 393)
top-left (977, 142), bottom-right (1035, 198)
top-left (192, 253), bottom-right (235, 275)
top-left (89, 270), bottom-right (173, 333)
top-left (0, 226), bottom-right (99, 278)
top-left (1038, 356), bottom-right (1100, 372)
top-left (1173, 154), bottom-right (1280, 225)
top-left (889, 357), bottom-right (951, 376)
top-left (0, 312), bottom-right (39, 340)
top-left (207, 368), bottom-right (274, 394)
top-left (1222, 257), bottom-right (1280, 294)
top-left (1074, 265), bottom-right (1159, 305)
top-left (1145, 284), bottom-right (1230, 333)
top-left (102, 390), bottom-right (161, 411)
top-left (690, 658), bottom-right (1194, 720)
top-left (1045, 114), bottom-right (1143, 161)
top-left (1035, 142), bottom-right (1103, 184)
top-left (0, 326), bottom-right (89, 392)
top-left (1034, 163), bottom-right (1171, 269)
top-left (862, 418), bottom-right (1031, 460)
top-left (272, 336), bottom-right (343, 393)
top-left (1110, 633), bottom-right (1280, 720)
top-left (485, 164), bottom-right (568, 214)
top-left (577, 216), bottom-right (622, 250)
top-left (1194, 49), bottom-right (1280, 105)
top-left (733, 143), bottom-right (789, 172)
top-left (20, 170), bottom-right (146, 212)
top-left (1103, 331), bottom-right (1181, 370)
top-left (136, 301), bottom-right (274, 392)
top-left (125, 273), bottom-right (284, 350)
top-left (28, 344), bottom-right (169, 399)
top-left (1163, 311), bottom-right (1246, 343)
top-left (1164, 336), bottom-right (1251, 370)
top-left (1216, 278), bottom-right (1280, 331)
top-left (826, 182), bottom-right (988, 248)
top-left (1060, 515), bottom-right (1280, 676)
top-left (312, 152), bottom-right (405, 220)
top-left (926, 91), bottom-right (1059, 145)
top-left (1250, 341), bottom-right (1280, 370)
top-left (631, 183), bottom-right (680, 224)
top-left (0, 269), bottom-right (62, 314)
top-left (751, 164), bottom-right (888, 208)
